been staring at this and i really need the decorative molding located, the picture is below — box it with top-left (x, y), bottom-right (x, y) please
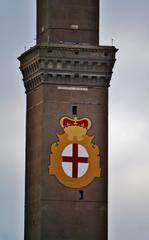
top-left (18, 44), bottom-right (117, 93)
top-left (57, 86), bottom-right (88, 91)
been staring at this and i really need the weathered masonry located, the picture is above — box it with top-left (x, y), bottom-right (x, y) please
top-left (19, 1), bottom-right (117, 239)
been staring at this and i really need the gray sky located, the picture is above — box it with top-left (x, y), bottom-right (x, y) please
top-left (0, 0), bottom-right (149, 239)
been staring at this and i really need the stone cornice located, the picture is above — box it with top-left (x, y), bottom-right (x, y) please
top-left (18, 44), bottom-right (117, 93)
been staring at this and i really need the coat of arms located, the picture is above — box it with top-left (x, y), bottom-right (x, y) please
top-left (49, 116), bottom-right (101, 188)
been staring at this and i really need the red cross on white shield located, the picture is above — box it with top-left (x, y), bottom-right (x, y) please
top-left (62, 144), bottom-right (89, 178)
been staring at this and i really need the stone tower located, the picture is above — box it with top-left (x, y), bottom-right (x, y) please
top-left (19, 1), bottom-right (117, 239)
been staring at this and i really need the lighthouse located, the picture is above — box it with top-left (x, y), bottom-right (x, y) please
top-left (19, 1), bottom-right (117, 239)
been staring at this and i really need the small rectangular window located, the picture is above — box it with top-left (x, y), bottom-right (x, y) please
top-left (72, 106), bottom-right (77, 115)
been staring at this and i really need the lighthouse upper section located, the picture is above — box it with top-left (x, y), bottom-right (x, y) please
top-left (37, 0), bottom-right (99, 45)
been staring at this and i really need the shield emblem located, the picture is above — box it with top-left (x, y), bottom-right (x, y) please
top-left (49, 116), bottom-right (101, 188)
top-left (62, 144), bottom-right (89, 178)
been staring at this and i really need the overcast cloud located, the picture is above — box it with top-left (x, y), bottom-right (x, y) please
top-left (0, 0), bottom-right (149, 239)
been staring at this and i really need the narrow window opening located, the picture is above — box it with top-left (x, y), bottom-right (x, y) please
top-left (79, 190), bottom-right (84, 200)
top-left (72, 106), bottom-right (77, 116)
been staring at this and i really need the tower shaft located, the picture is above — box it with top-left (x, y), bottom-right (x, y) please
top-left (37, 0), bottom-right (99, 45)
top-left (19, 1), bottom-right (117, 239)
